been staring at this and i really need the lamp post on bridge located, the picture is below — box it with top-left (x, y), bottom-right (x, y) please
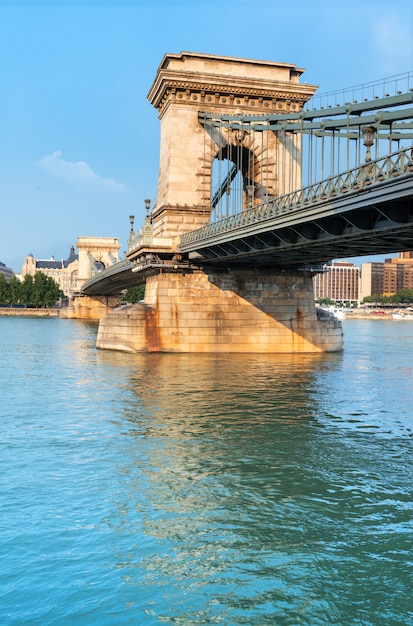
top-left (127, 215), bottom-right (136, 253)
top-left (143, 199), bottom-right (153, 245)
top-left (144, 198), bottom-right (151, 218)
top-left (361, 126), bottom-right (375, 182)
top-left (362, 126), bottom-right (375, 164)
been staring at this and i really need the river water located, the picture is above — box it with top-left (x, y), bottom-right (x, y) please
top-left (0, 317), bottom-right (411, 625)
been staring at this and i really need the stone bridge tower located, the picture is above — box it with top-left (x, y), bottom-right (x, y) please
top-left (61, 236), bottom-right (122, 320)
top-left (96, 53), bottom-right (343, 354)
top-left (147, 51), bottom-right (317, 244)
top-left (76, 236), bottom-right (122, 288)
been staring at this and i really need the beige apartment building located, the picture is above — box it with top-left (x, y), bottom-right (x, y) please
top-left (383, 252), bottom-right (413, 295)
top-left (313, 261), bottom-right (359, 303)
top-left (314, 253), bottom-right (413, 304)
top-left (359, 262), bottom-right (385, 301)
top-left (360, 252), bottom-right (413, 300)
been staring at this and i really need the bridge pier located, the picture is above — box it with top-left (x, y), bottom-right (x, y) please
top-left (60, 295), bottom-right (120, 320)
top-left (96, 270), bottom-right (343, 353)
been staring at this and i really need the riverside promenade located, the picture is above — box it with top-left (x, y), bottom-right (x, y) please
top-left (0, 307), bottom-right (404, 320)
top-left (0, 307), bottom-right (60, 317)
top-left (345, 311), bottom-right (395, 320)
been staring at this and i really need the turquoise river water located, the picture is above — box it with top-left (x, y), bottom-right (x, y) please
top-left (0, 317), bottom-right (412, 625)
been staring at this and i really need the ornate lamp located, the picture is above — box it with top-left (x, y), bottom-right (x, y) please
top-left (143, 199), bottom-right (153, 245)
top-left (129, 215), bottom-right (135, 233)
top-left (362, 126), bottom-right (375, 163)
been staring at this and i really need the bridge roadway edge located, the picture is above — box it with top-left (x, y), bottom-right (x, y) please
top-left (95, 269), bottom-right (343, 354)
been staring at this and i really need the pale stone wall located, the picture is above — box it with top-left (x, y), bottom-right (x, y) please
top-left (60, 295), bottom-right (119, 320)
top-left (96, 270), bottom-right (343, 353)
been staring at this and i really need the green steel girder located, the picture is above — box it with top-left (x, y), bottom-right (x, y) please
top-left (308, 129), bottom-right (413, 140)
top-left (204, 108), bottom-right (413, 135)
top-left (199, 91), bottom-right (413, 143)
top-left (199, 92), bottom-right (413, 125)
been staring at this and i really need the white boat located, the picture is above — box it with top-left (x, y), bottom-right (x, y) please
top-left (392, 311), bottom-right (413, 320)
top-left (332, 308), bottom-right (345, 320)
top-left (324, 306), bottom-right (346, 320)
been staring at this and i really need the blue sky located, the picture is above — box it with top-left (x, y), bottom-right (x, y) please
top-left (1, 0), bottom-right (412, 272)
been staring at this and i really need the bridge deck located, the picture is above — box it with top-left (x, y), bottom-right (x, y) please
top-left (82, 148), bottom-right (413, 296)
top-left (180, 174), bottom-right (413, 269)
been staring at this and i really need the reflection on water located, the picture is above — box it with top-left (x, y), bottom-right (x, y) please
top-left (96, 341), bottom-right (411, 625)
top-left (0, 318), bottom-right (412, 625)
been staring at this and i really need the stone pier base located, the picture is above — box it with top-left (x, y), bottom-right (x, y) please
top-left (96, 270), bottom-right (343, 353)
top-left (60, 295), bottom-right (120, 320)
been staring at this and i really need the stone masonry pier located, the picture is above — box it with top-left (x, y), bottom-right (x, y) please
top-left (96, 270), bottom-right (343, 353)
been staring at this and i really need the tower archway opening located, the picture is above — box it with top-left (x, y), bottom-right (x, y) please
top-left (210, 144), bottom-right (258, 222)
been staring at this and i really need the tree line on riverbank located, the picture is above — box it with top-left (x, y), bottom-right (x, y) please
top-left (361, 289), bottom-right (413, 305)
top-left (0, 273), bottom-right (63, 307)
top-left (317, 288), bottom-right (413, 308)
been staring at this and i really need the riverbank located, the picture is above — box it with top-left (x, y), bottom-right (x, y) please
top-left (0, 307), bottom-right (60, 317)
top-left (345, 311), bottom-right (393, 319)
top-left (0, 307), bottom-right (409, 320)
top-left (320, 307), bottom-right (412, 320)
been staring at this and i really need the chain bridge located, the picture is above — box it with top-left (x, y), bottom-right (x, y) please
top-left (78, 52), bottom-right (412, 354)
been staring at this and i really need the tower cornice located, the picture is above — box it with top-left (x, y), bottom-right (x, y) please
top-left (148, 52), bottom-right (318, 116)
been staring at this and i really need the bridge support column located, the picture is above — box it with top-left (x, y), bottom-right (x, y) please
top-left (60, 295), bottom-right (120, 320)
top-left (96, 270), bottom-right (343, 353)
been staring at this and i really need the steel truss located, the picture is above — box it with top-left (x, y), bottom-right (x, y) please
top-left (200, 90), bottom-right (413, 203)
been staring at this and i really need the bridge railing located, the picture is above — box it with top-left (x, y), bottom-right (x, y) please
top-left (180, 146), bottom-right (413, 246)
top-left (305, 71), bottom-right (413, 111)
top-left (80, 258), bottom-right (133, 293)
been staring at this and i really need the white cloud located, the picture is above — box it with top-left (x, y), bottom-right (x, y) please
top-left (35, 150), bottom-right (127, 192)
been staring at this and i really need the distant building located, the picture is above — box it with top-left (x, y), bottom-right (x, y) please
top-left (359, 262), bottom-right (385, 301)
top-left (0, 261), bottom-right (13, 282)
top-left (383, 252), bottom-right (413, 295)
top-left (313, 261), bottom-right (359, 303)
top-left (360, 252), bottom-right (413, 300)
top-left (21, 237), bottom-right (122, 297)
top-left (22, 247), bottom-right (79, 297)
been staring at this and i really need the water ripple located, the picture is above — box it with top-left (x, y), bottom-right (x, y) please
top-left (0, 318), bottom-right (411, 625)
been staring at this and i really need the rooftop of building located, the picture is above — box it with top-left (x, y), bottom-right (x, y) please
top-left (32, 246), bottom-right (79, 270)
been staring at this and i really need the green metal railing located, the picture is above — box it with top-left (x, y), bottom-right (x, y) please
top-left (180, 146), bottom-right (413, 247)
